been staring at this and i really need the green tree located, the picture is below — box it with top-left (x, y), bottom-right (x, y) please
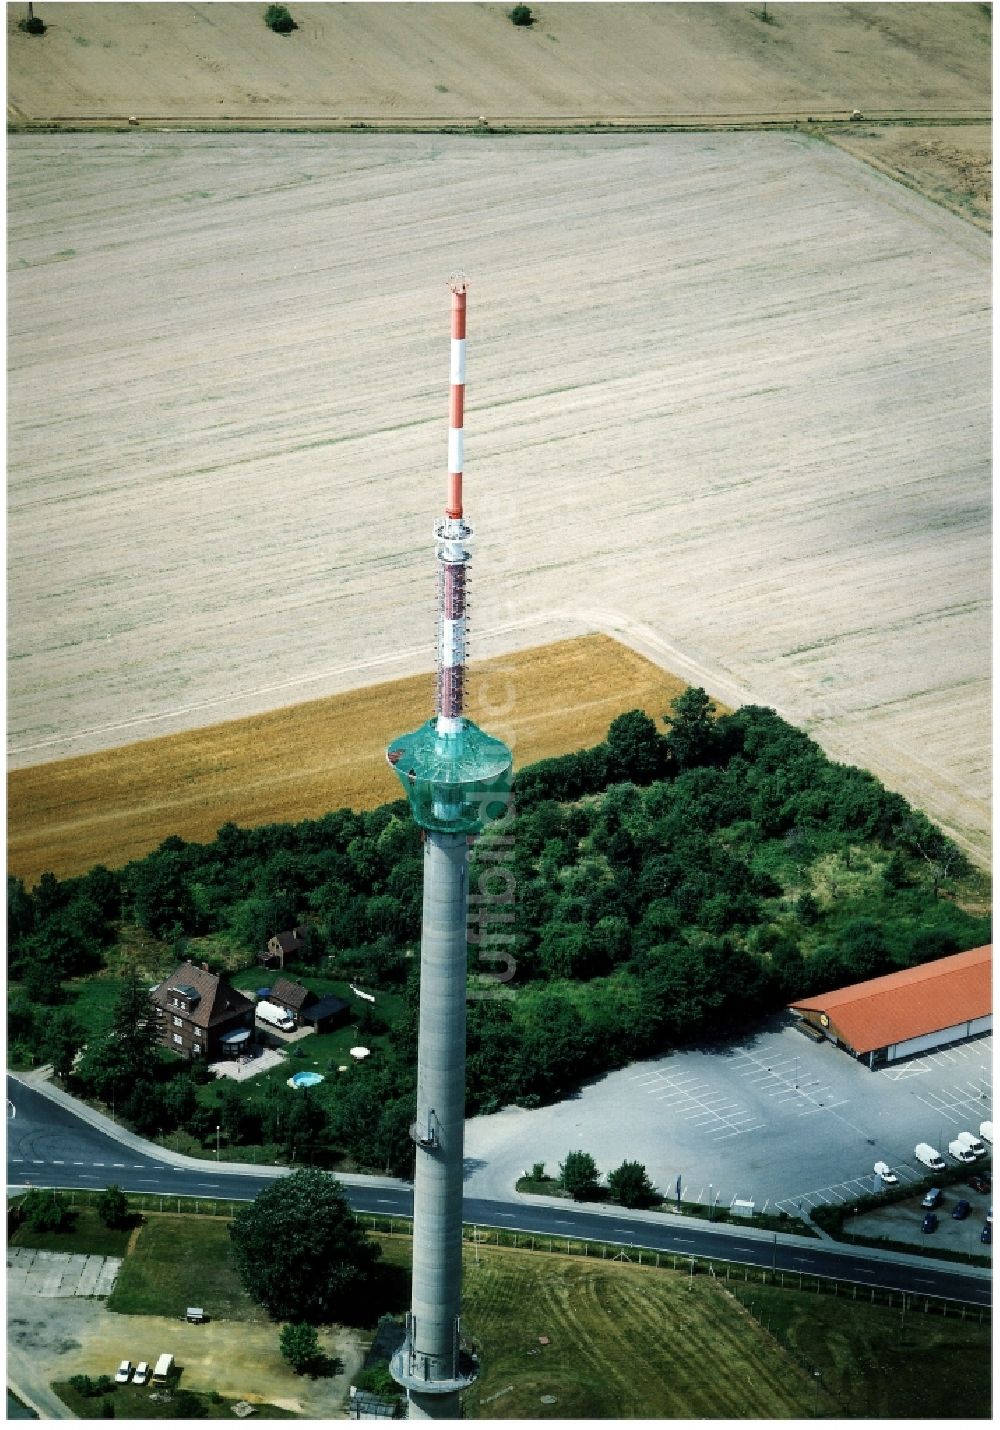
top-left (559, 1149), bottom-right (600, 1200)
top-left (607, 1159), bottom-right (657, 1208)
top-left (22, 1188), bottom-right (72, 1233)
top-left (42, 1006), bottom-right (85, 1079)
top-left (511, 3), bottom-right (534, 24)
top-left (264, 3), bottom-right (296, 32)
top-left (77, 966), bottom-right (160, 1102)
top-left (280, 1322), bottom-right (323, 1374)
top-left (97, 1184), bottom-right (130, 1229)
top-left (605, 710), bottom-right (666, 784)
top-left (170, 1390), bottom-right (206, 1419)
top-left (663, 687), bottom-right (719, 771)
top-left (229, 1168), bottom-right (380, 1323)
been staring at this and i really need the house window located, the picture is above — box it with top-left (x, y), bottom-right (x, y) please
top-left (173, 1016), bottom-right (183, 1028)
top-left (193, 1044), bottom-right (201, 1054)
top-left (172, 1033), bottom-right (183, 1045)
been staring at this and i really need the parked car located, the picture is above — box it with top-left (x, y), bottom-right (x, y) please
top-left (921, 1187), bottom-right (942, 1209)
top-left (981, 1224), bottom-right (992, 1245)
top-left (133, 1362), bottom-right (149, 1386)
top-left (873, 1160), bottom-right (897, 1184)
top-left (115, 1360), bottom-right (132, 1384)
top-left (954, 1130), bottom-right (986, 1158)
top-left (914, 1142), bottom-right (946, 1171)
top-left (951, 1199), bottom-right (971, 1220)
top-left (967, 1173), bottom-right (990, 1194)
top-left (948, 1138), bottom-right (977, 1163)
top-left (979, 1120), bottom-right (993, 1145)
top-left (921, 1212), bottom-right (938, 1233)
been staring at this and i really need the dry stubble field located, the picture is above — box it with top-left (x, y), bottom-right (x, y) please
top-left (8, 128), bottom-right (990, 873)
top-left (7, 635), bottom-right (694, 884)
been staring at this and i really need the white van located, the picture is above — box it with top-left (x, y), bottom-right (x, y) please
top-left (255, 999), bottom-right (295, 1032)
top-left (979, 1120), bottom-right (993, 1145)
top-left (948, 1138), bottom-right (977, 1163)
top-left (955, 1130), bottom-right (986, 1158)
top-left (151, 1353), bottom-right (173, 1385)
top-left (914, 1142), bottom-right (946, 1171)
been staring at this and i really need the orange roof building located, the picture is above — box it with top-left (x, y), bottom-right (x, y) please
top-left (789, 945), bottom-right (992, 1068)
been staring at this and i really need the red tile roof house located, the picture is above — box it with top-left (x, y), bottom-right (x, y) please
top-left (151, 961), bottom-right (255, 1061)
top-left (789, 945), bottom-right (992, 1070)
top-left (267, 976), bottom-right (315, 1028)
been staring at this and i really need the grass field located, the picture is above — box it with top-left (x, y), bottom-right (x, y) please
top-left (374, 1236), bottom-right (992, 1420)
top-left (52, 1381), bottom-right (298, 1420)
top-left (7, 635), bottom-right (691, 884)
top-left (10, 1205), bottom-right (133, 1260)
top-left (108, 1215), bottom-right (266, 1324)
top-left (34, 1206), bottom-right (990, 1421)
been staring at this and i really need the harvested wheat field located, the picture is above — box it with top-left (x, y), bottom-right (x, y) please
top-left (8, 124), bottom-right (990, 867)
top-left (7, 5), bottom-right (991, 874)
top-left (7, 636), bottom-right (693, 885)
top-left (6, 2), bottom-right (989, 127)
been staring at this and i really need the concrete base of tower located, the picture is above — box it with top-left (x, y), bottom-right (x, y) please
top-left (407, 1387), bottom-right (462, 1421)
top-left (389, 1340), bottom-right (478, 1398)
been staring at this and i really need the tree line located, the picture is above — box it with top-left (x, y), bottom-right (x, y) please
top-left (7, 691), bottom-right (988, 1175)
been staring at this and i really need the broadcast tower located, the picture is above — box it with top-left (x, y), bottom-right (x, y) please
top-left (386, 279), bottom-right (512, 1419)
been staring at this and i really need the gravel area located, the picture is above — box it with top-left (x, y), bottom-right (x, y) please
top-left (6, 1262), bottom-right (366, 1418)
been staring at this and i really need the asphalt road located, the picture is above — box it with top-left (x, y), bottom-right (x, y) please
top-left (7, 1075), bottom-right (990, 1308)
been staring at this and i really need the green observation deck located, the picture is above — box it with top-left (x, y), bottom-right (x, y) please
top-left (387, 718), bottom-right (513, 834)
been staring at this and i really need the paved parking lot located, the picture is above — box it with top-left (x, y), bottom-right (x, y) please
top-left (463, 1016), bottom-right (992, 1213)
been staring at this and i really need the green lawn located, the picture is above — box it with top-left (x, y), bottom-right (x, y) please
top-left (52, 1381), bottom-right (299, 1419)
top-left (730, 1281), bottom-right (991, 1420)
top-left (108, 1215), bottom-right (265, 1324)
top-left (375, 1236), bottom-right (991, 1421)
top-left (10, 1204), bottom-right (134, 1258)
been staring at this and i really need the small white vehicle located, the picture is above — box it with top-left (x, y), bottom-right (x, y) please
top-left (255, 999), bottom-right (295, 1032)
top-left (914, 1142), bottom-right (946, 1171)
top-left (151, 1353), bottom-right (174, 1385)
top-left (873, 1161), bottom-right (897, 1185)
top-left (978, 1120), bottom-right (993, 1145)
top-left (133, 1362), bottom-right (149, 1385)
top-left (115, 1360), bottom-right (132, 1384)
top-left (948, 1138), bottom-right (977, 1163)
top-left (955, 1130), bottom-right (986, 1158)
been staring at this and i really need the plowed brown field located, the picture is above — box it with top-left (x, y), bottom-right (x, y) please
top-left (7, 635), bottom-right (693, 885)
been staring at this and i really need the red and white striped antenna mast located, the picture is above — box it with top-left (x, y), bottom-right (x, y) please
top-left (436, 273), bottom-right (472, 734)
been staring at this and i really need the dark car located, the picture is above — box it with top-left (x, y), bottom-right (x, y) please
top-left (952, 1199), bottom-right (971, 1220)
top-left (921, 1187), bottom-right (942, 1209)
top-left (921, 1212), bottom-right (938, 1233)
top-left (981, 1223), bottom-right (992, 1245)
top-left (968, 1173), bottom-right (991, 1194)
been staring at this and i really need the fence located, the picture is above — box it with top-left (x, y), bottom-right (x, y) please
top-left (23, 1190), bottom-right (989, 1324)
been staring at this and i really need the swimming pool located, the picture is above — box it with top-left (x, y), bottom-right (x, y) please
top-left (287, 1070), bottom-right (325, 1089)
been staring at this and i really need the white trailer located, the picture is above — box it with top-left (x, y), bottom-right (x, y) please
top-left (948, 1138), bottom-right (977, 1163)
top-left (915, 1142), bottom-right (946, 1170)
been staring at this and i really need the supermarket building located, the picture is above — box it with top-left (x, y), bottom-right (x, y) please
top-left (789, 944), bottom-right (992, 1069)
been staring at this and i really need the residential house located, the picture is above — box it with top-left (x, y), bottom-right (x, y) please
top-left (268, 976), bottom-right (315, 1028)
top-left (259, 926), bottom-right (309, 970)
top-left (151, 961), bottom-right (254, 1061)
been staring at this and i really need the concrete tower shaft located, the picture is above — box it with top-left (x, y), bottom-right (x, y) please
top-left (387, 282), bottom-right (512, 1418)
top-left (392, 831), bottom-right (472, 1420)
